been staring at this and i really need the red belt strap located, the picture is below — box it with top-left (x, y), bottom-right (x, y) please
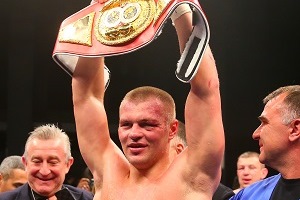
top-left (52, 0), bottom-right (210, 82)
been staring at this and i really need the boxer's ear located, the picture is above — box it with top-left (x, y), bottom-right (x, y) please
top-left (169, 120), bottom-right (178, 139)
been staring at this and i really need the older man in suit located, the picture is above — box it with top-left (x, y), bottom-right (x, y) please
top-left (0, 124), bottom-right (93, 200)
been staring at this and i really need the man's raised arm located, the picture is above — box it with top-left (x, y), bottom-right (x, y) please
top-left (72, 57), bottom-right (111, 174)
top-left (174, 9), bottom-right (225, 194)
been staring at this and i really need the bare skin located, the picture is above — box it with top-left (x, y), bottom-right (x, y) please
top-left (72, 8), bottom-right (224, 200)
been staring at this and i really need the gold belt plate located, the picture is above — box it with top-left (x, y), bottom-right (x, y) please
top-left (95, 0), bottom-right (156, 45)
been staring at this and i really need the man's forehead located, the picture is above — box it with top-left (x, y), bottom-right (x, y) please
top-left (238, 156), bottom-right (259, 163)
top-left (237, 159), bottom-right (261, 168)
top-left (266, 93), bottom-right (287, 107)
top-left (27, 139), bottom-right (65, 155)
top-left (261, 93), bottom-right (287, 116)
top-left (30, 138), bottom-right (61, 145)
top-left (10, 169), bottom-right (26, 179)
top-left (121, 98), bottom-right (164, 110)
top-left (120, 102), bottom-right (165, 122)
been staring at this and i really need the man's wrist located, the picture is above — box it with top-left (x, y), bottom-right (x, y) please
top-left (170, 4), bottom-right (192, 23)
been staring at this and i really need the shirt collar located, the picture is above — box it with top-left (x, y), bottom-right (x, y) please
top-left (30, 185), bottom-right (74, 200)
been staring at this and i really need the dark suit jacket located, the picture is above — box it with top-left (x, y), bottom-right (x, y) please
top-left (0, 183), bottom-right (94, 200)
top-left (213, 183), bottom-right (235, 200)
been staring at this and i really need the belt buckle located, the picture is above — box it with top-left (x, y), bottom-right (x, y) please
top-left (95, 0), bottom-right (156, 45)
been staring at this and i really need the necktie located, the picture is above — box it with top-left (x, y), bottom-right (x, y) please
top-left (55, 187), bottom-right (74, 200)
top-left (31, 189), bottom-right (48, 200)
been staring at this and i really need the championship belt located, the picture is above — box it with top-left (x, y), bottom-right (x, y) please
top-left (52, 0), bottom-right (210, 83)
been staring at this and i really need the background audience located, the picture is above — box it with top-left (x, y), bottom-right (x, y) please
top-left (233, 151), bottom-right (268, 193)
top-left (0, 155), bottom-right (27, 193)
top-left (77, 167), bottom-right (94, 194)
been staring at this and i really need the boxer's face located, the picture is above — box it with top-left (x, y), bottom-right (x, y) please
top-left (118, 98), bottom-right (170, 169)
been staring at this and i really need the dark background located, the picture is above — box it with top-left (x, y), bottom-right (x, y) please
top-left (1, 0), bottom-right (299, 188)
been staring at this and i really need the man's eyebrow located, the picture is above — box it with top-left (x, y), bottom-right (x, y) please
top-left (258, 116), bottom-right (267, 122)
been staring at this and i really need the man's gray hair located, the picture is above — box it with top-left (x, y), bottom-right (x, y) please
top-left (23, 124), bottom-right (72, 161)
top-left (0, 155), bottom-right (25, 180)
top-left (263, 85), bottom-right (300, 125)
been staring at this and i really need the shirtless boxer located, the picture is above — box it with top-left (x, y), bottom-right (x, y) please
top-left (71, 2), bottom-right (224, 200)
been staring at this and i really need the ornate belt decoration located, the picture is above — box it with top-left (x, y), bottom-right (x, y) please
top-left (52, 0), bottom-right (210, 82)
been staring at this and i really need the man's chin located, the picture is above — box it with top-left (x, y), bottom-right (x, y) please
top-left (128, 157), bottom-right (150, 168)
top-left (33, 184), bottom-right (56, 196)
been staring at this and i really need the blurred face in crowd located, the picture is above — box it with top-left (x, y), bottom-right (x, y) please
top-left (0, 168), bottom-right (27, 192)
top-left (22, 138), bottom-right (73, 197)
top-left (237, 156), bottom-right (268, 188)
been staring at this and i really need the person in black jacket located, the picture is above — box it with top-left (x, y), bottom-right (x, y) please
top-left (0, 124), bottom-right (93, 200)
top-left (213, 183), bottom-right (235, 200)
top-left (0, 183), bottom-right (93, 200)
